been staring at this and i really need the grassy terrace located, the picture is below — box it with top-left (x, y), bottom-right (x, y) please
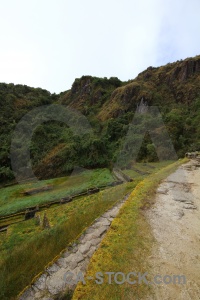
top-left (0, 182), bottom-right (139, 299)
top-left (73, 159), bottom-right (186, 300)
top-left (0, 168), bottom-right (114, 217)
top-left (0, 162), bottom-right (176, 299)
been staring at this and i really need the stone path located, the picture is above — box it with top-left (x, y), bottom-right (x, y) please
top-left (145, 159), bottom-right (200, 300)
top-left (19, 194), bottom-right (130, 300)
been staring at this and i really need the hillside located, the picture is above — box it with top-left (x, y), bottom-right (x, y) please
top-left (1, 55), bottom-right (200, 183)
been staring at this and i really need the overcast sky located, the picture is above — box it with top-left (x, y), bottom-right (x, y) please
top-left (0, 0), bottom-right (200, 94)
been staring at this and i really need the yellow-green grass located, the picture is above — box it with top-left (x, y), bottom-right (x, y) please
top-left (0, 161), bottom-right (173, 258)
top-left (73, 159), bottom-right (187, 300)
top-left (0, 182), bottom-right (132, 260)
top-left (123, 161), bottom-right (174, 179)
top-left (0, 179), bottom-right (140, 300)
top-left (0, 168), bottom-right (114, 217)
top-left (0, 160), bottom-right (179, 299)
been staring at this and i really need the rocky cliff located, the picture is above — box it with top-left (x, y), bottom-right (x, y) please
top-left (1, 55), bottom-right (200, 182)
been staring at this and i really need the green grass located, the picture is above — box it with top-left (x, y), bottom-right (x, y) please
top-left (0, 179), bottom-right (140, 300)
top-left (0, 168), bottom-right (114, 217)
top-left (72, 159), bottom-right (186, 300)
top-left (0, 162), bottom-right (173, 257)
top-left (123, 161), bottom-right (174, 179)
top-left (0, 161), bottom-right (179, 299)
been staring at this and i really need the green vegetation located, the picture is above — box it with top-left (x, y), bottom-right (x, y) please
top-left (0, 161), bottom-right (172, 299)
top-left (73, 159), bottom-right (186, 300)
top-left (122, 161), bottom-right (174, 179)
top-left (1, 55), bottom-right (200, 183)
top-left (0, 168), bottom-right (114, 216)
top-left (0, 180), bottom-right (139, 299)
top-left (0, 55), bottom-right (200, 299)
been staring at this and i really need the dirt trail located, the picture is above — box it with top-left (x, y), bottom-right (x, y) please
top-left (145, 160), bottom-right (200, 300)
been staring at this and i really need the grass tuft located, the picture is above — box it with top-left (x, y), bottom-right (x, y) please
top-left (72, 159), bottom-right (186, 300)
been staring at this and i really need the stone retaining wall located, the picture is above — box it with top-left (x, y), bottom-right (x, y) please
top-left (18, 194), bottom-right (130, 300)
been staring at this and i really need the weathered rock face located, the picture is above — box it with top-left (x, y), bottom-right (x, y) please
top-left (96, 55), bottom-right (200, 121)
top-left (180, 58), bottom-right (200, 80)
top-left (2, 54), bottom-right (200, 185)
top-left (169, 58), bottom-right (200, 83)
top-left (60, 56), bottom-right (200, 121)
top-left (71, 76), bottom-right (92, 96)
top-left (60, 75), bottom-right (122, 113)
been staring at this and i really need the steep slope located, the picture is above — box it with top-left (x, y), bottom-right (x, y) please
top-left (1, 55), bottom-right (200, 183)
top-left (60, 56), bottom-right (200, 121)
top-left (97, 55), bottom-right (200, 120)
top-left (0, 84), bottom-right (57, 182)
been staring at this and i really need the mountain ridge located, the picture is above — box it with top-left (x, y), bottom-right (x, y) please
top-left (1, 54), bottom-right (200, 182)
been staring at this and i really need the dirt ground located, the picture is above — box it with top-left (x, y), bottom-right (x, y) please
top-left (145, 160), bottom-right (200, 300)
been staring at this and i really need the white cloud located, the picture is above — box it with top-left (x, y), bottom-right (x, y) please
top-left (0, 0), bottom-right (200, 93)
top-left (156, 0), bottom-right (200, 65)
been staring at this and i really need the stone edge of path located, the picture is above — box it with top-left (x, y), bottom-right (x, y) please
top-left (18, 193), bottom-right (130, 300)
